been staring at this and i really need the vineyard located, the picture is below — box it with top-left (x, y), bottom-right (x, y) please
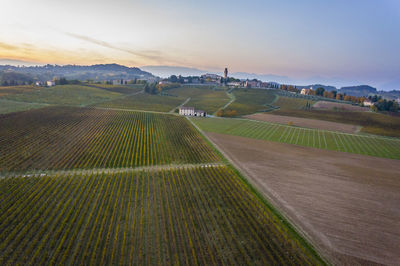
top-left (95, 93), bottom-right (185, 112)
top-left (192, 117), bottom-right (400, 160)
top-left (0, 106), bottom-right (219, 173)
top-left (273, 96), bottom-right (315, 111)
top-left (0, 166), bottom-right (323, 265)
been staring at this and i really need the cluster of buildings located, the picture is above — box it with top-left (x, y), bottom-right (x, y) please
top-left (300, 87), bottom-right (313, 95)
top-left (160, 68), bottom-right (276, 89)
top-left (178, 107), bottom-right (206, 117)
top-left (35, 81), bottom-right (55, 87)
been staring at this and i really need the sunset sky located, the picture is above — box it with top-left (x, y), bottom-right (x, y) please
top-left (1, 0), bottom-right (399, 89)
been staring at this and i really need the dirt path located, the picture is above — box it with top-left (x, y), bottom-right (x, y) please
top-left (0, 163), bottom-right (225, 178)
top-left (170, 97), bottom-right (191, 113)
top-left (206, 132), bottom-right (400, 266)
top-left (211, 90), bottom-right (236, 115)
top-left (246, 113), bottom-right (361, 133)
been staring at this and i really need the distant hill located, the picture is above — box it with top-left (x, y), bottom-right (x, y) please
top-left (231, 72), bottom-right (291, 83)
top-left (339, 85), bottom-right (377, 97)
top-left (379, 90), bottom-right (400, 100)
top-left (298, 84), bottom-right (337, 91)
top-left (0, 64), bottom-right (155, 84)
top-left (141, 65), bottom-right (208, 78)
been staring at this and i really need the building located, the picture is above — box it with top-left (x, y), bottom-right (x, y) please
top-left (179, 107), bottom-right (206, 117)
top-left (201, 73), bottom-right (221, 80)
top-left (301, 88), bottom-right (313, 95)
top-left (244, 80), bottom-right (261, 88)
top-left (224, 68), bottom-right (228, 79)
top-left (363, 99), bottom-right (374, 107)
top-left (46, 81), bottom-right (55, 86)
top-left (113, 79), bottom-right (131, 85)
top-left (227, 81), bottom-right (242, 87)
top-left (35, 81), bottom-right (42, 86)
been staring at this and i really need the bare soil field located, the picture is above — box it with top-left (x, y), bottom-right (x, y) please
top-left (206, 132), bottom-right (400, 265)
top-left (313, 101), bottom-right (368, 111)
top-left (245, 113), bottom-right (360, 133)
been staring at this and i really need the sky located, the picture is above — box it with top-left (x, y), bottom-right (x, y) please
top-left (0, 0), bottom-right (399, 89)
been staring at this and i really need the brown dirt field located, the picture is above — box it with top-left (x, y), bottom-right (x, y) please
top-left (245, 113), bottom-right (361, 133)
top-left (207, 132), bottom-right (400, 266)
top-left (313, 101), bottom-right (369, 111)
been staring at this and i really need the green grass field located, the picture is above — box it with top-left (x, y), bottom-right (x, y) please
top-left (88, 84), bottom-right (144, 94)
top-left (168, 86), bottom-right (230, 113)
top-left (192, 117), bottom-right (400, 160)
top-left (0, 85), bottom-right (41, 97)
top-left (3, 85), bottom-right (122, 106)
top-left (273, 96), bottom-right (315, 111)
top-left (95, 93), bottom-right (185, 112)
top-left (273, 109), bottom-right (400, 137)
top-left (0, 99), bottom-right (46, 114)
top-left (224, 88), bottom-right (277, 115)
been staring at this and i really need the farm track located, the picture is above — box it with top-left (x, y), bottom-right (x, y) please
top-left (169, 97), bottom-right (191, 113)
top-left (0, 163), bottom-right (226, 179)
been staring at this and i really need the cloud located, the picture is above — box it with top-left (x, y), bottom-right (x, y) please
top-left (0, 42), bottom-right (19, 50)
top-left (64, 32), bottom-right (165, 62)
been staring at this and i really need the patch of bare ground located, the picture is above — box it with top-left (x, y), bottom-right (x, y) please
top-left (206, 132), bottom-right (400, 266)
top-left (313, 101), bottom-right (369, 111)
top-left (245, 113), bottom-right (361, 133)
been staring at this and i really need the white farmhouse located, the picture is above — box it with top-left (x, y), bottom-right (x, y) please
top-left (363, 99), bottom-right (374, 107)
top-left (179, 107), bottom-right (206, 117)
top-left (46, 81), bottom-right (55, 86)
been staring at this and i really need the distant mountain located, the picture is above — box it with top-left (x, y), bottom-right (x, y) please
top-left (231, 72), bottom-right (291, 83)
top-left (141, 66), bottom-right (208, 78)
top-left (379, 90), bottom-right (400, 100)
top-left (339, 85), bottom-right (377, 97)
top-left (0, 63), bottom-right (155, 83)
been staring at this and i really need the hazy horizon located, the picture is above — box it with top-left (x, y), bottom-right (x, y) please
top-left (1, 0), bottom-right (399, 90)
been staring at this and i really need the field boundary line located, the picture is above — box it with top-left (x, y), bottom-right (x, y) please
top-left (220, 91), bottom-right (236, 111)
top-left (169, 97), bottom-right (191, 113)
top-left (91, 106), bottom-right (176, 115)
top-left (0, 163), bottom-right (226, 179)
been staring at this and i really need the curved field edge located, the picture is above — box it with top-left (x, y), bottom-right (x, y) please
top-left (191, 117), bottom-right (400, 160)
top-left (187, 117), bottom-right (328, 265)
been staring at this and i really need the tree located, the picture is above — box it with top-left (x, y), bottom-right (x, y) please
top-left (169, 75), bottom-right (178, 83)
top-left (315, 87), bottom-right (325, 96)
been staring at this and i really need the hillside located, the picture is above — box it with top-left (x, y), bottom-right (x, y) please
top-left (339, 85), bottom-right (377, 97)
top-left (298, 84), bottom-right (337, 91)
top-left (0, 64), bottom-right (155, 84)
